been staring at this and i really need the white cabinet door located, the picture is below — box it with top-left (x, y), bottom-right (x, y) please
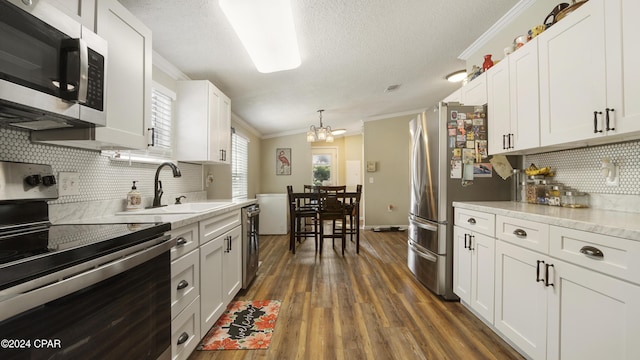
top-left (176, 80), bottom-right (231, 163)
top-left (222, 226), bottom-right (242, 304)
top-left (94, 0), bottom-right (151, 149)
top-left (538, 0), bottom-right (607, 146)
top-left (199, 235), bottom-right (224, 336)
top-left (461, 72), bottom-right (487, 105)
top-left (453, 226), bottom-right (472, 303)
top-left (605, 0), bottom-right (640, 136)
top-left (509, 38), bottom-right (540, 152)
top-left (471, 232), bottom-right (495, 323)
top-left (486, 59), bottom-right (511, 155)
top-left (454, 226), bottom-right (495, 324)
top-left (546, 259), bottom-right (640, 360)
top-left (42, 0), bottom-right (95, 29)
top-left (495, 240), bottom-right (548, 360)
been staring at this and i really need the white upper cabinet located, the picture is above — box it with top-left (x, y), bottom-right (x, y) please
top-left (539, 0), bottom-right (640, 147)
top-left (443, 88), bottom-right (462, 103)
top-left (93, 0), bottom-right (152, 149)
top-left (486, 58), bottom-right (511, 154)
top-left (175, 80), bottom-right (231, 164)
top-left (41, 0), bottom-right (95, 29)
top-left (460, 72), bottom-right (487, 105)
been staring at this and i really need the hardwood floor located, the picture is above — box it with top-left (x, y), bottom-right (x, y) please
top-left (188, 230), bottom-right (524, 360)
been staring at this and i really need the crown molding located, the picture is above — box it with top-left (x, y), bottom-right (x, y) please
top-left (231, 112), bottom-right (262, 138)
top-left (458, 0), bottom-right (536, 61)
top-left (152, 51), bottom-right (190, 80)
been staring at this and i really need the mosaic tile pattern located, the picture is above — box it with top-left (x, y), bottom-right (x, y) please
top-left (0, 127), bottom-right (203, 204)
top-left (525, 140), bottom-right (640, 195)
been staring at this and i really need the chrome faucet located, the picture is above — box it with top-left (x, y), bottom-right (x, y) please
top-left (152, 162), bottom-right (182, 208)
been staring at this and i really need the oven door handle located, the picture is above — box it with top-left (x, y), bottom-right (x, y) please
top-left (0, 235), bottom-right (174, 322)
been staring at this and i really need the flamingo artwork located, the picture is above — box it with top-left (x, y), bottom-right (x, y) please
top-left (278, 149), bottom-right (290, 174)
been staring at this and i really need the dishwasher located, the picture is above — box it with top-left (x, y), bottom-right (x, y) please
top-left (241, 204), bottom-right (260, 289)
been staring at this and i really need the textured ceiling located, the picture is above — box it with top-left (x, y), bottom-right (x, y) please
top-left (119, 0), bottom-right (519, 138)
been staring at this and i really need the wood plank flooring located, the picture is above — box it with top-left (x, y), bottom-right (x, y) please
top-left (188, 230), bottom-right (524, 360)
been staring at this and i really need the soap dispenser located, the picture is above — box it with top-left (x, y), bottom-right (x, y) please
top-left (126, 181), bottom-right (143, 211)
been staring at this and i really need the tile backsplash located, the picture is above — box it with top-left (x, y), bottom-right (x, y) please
top-left (525, 140), bottom-right (640, 212)
top-left (0, 126), bottom-right (203, 206)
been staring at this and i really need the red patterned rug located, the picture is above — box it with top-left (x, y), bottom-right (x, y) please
top-left (198, 300), bottom-right (282, 350)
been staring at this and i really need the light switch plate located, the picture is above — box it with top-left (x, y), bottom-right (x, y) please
top-left (59, 172), bottom-right (80, 196)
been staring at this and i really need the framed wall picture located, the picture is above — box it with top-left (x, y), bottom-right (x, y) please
top-left (276, 148), bottom-right (291, 175)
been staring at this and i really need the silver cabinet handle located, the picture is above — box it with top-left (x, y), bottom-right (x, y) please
top-left (467, 218), bottom-right (476, 225)
top-left (175, 237), bottom-right (188, 246)
top-left (580, 246), bottom-right (604, 258)
top-left (177, 332), bottom-right (189, 345)
top-left (513, 229), bottom-right (527, 238)
top-left (177, 280), bottom-right (189, 290)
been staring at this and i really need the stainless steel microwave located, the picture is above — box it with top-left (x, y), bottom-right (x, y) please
top-left (0, 0), bottom-right (107, 130)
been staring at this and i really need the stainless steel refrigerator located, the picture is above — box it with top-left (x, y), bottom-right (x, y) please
top-left (408, 102), bottom-right (511, 300)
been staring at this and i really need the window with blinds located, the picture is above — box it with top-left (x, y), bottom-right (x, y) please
top-left (148, 87), bottom-right (173, 155)
top-left (231, 130), bottom-right (249, 200)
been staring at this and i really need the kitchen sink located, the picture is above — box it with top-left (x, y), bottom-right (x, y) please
top-left (117, 202), bottom-right (232, 215)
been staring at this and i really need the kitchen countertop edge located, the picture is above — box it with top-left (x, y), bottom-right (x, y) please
top-left (53, 199), bottom-right (258, 229)
top-left (452, 201), bottom-right (640, 241)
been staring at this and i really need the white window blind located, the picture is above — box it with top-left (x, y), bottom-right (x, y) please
top-left (149, 87), bottom-right (173, 153)
top-left (231, 130), bottom-right (249, 200)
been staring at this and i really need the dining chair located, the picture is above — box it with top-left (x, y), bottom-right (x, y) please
top-left (317, 185), bottom-right (347, 255)
top-left (334, 184), bottom-right (362, 253)
top-left (287, 185), bottom-right (319, 253)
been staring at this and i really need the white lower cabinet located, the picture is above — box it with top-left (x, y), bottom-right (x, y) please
top-left (199, 210), bottom-right (242, 336)
top-left (457, 206), bottom-right (640, 360)
top-left (495, 240), bottom-right (549, 359)
top-left (453, 226), bottom-right (495, 323)
top-left (171, 296), bottom-right (201, 360)
top-left (199, 233), bottom-right (225, 336)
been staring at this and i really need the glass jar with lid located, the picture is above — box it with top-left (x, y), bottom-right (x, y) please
top-left (547, 185), bottom-right (562, 206)
top-left (561, 190), bottom-right (589, 208)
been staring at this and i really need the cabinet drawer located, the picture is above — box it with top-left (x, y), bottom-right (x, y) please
top-left (549, 226), bottom-right (640, 285)
top-left (200, 210), bottom-right (241, 245)
top-left (496, 215), bottom-right (549, 253)
top-left (171, 249), bottom-right (199, 320)
top-left (455, 208), bottom-right (495, 236)
top-left (170, 223), bottom-right (199, 261)
top-left (171, 296), bottom-right (201, 360)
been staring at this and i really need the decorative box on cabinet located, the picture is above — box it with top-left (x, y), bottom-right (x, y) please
top-left (176, 80), bottom-right (231, 164)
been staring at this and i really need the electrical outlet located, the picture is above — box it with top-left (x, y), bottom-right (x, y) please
top-left (59, 172), bottom-right (80, 196)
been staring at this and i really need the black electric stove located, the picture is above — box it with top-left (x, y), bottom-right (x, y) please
top-left (0, 161), bottom-right (171, 291)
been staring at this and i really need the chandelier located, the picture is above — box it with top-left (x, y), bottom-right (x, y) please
top-left (306, 109), bottom-right (334, 142)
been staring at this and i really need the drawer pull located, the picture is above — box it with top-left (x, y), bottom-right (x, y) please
top-left (580, 246), bottom-right (604, 258)
top-left (467, 218), bottom-right (476, 225)
top-left (545, 263), bottom-right (555, 287)
top-left (536, 260), bottom-right (544, 283)
top-left (177, 280), bottom-right (189, 290)
top-left (175, 237), bottom-right (188, 246)
top-left (513, 229), bottom-right (527, 238)
top-left (177, 332), bottom-right (189, 345)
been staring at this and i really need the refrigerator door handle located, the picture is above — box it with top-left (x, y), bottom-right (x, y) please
top-left (408, 240), bottom-right (438, 263)
top-left (408, 214), bottom-right (440, 231)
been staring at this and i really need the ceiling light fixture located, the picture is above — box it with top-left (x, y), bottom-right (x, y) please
top-left (306, 110), bottom-right (334, 143)
top-left (446, 69), bottom-right (467, 82)
top-left (331, 129), bottom-right (347, 136)
top-left (219, 0), bottom-right (301, 73)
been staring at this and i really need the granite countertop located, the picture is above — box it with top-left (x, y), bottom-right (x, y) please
top-left (54, 198), bottom-right (258, 229)
top-left (452, 201), bottom-right (640, 241)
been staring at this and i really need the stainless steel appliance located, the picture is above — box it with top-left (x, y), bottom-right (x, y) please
top-left (241, 204), bottom-right (260, 289)
top-left (408, 103), bottom-right (511, 300)
top-left (0, 0), bottom-right (107, 130)
top-left (0, 161), bottom-right (173, 359)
